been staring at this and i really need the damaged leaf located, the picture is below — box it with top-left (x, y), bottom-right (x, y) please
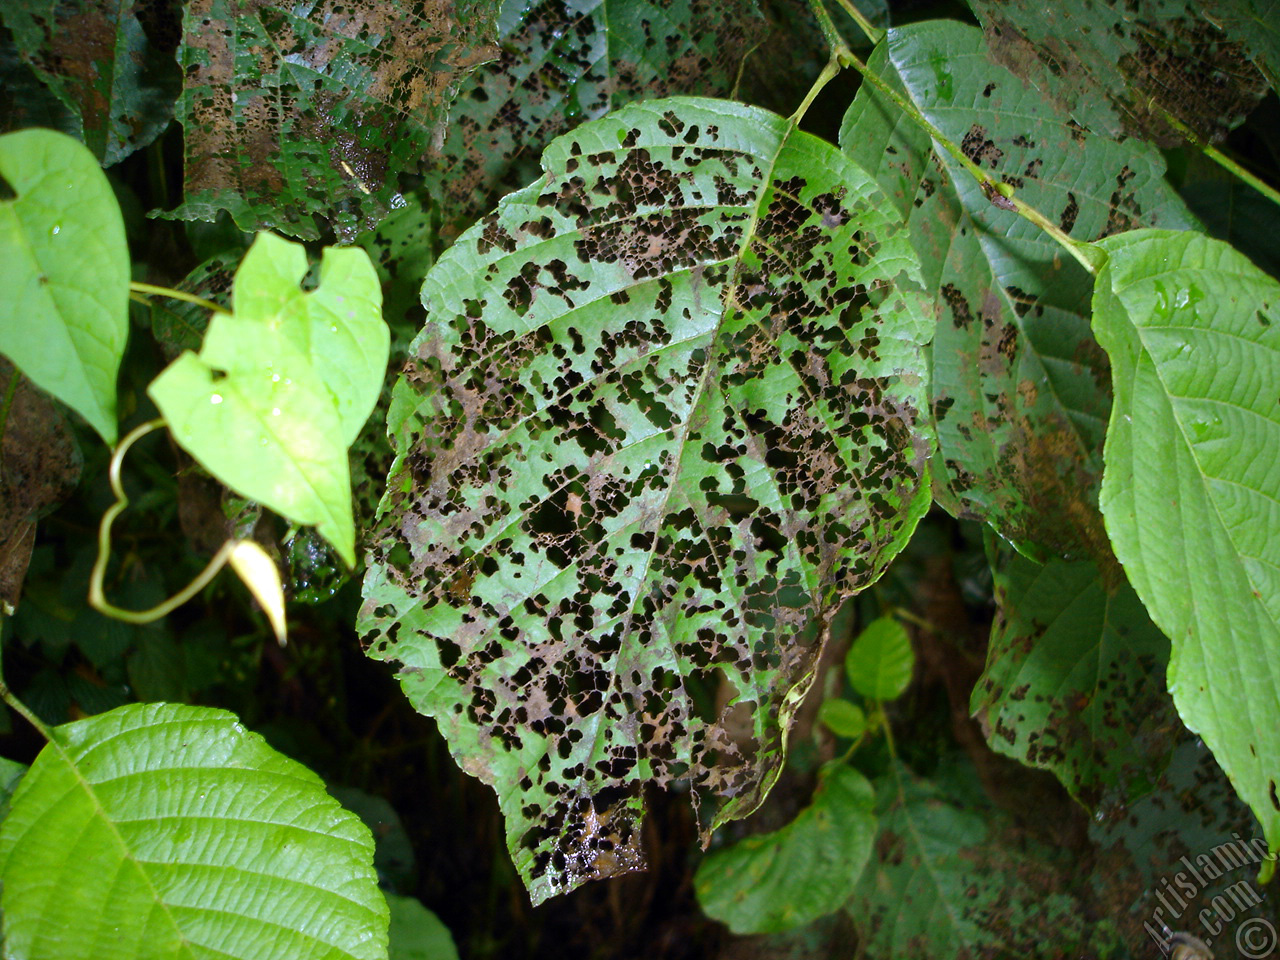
top-left (964, 0), bottom-right (1270, 146)
top-left (972, 550), bottom-right (1176, 812)
top-left (1092, 228), bottom-right (1280, 864)
top-left (840, 20), bottom-right (1197, 562)
top-left (433, 0), bottom-right (765, 236)
top-left (162, 0), bottom-right (501, 242)
top-left (359, 96), bottom-right (933, 903)
top-left (0, 0), bottom-right (181, 165)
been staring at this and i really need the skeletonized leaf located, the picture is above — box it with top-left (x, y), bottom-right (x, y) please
top-left (840, 21), bottom-right (1197, 562)
top-left (0, 128), bottom-right (128, 444)
top-left (695, 763), bottom-right (877, 934)
top-left (360, 96), bottom-right (933, 903)
top-left (0, 702), bottom-right (388, 960)
top-left (434, 0), bottom-right (765, 236)
top-left (972, 551), bottom-right (1176, 810)
top-left (1092, 227), bottom-right (1280, 861)
top-left (0, 0), bottom-right (180, 164)
top-left (162, 0), bottom-right (501, 241)
top-left (965, 0), bottom-right (1269, 146)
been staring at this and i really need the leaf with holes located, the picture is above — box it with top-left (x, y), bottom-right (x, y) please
top-left (433, 0), bottom-right (765, 237)
top-left (0, 0), bottom-right (181, 165)
top-left (0, 702), bottom-right (387, 960)
top-left (1092, 228), bottom-right (1280, 863)
top-left (359, 96), bottom-right (933, 903)
top-left (964, 0), bottom-right (1270, 146)
top-left (972, 551), bottom-right (1176, 811)
top-left (0, 128), bottom-right (128, 445)
top-left (840, 21), bottom-right (1197, 563)
top-left (160, 0), bottom-right (501, 242)
top-left (695, 762), bottom-right (877, 934)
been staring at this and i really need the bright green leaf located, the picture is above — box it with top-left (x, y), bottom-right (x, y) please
top-left (0, 0), bottom-right (180, 164)
top-left (385, 894), bottom-right (459, 960)
top-left (840, 20), bottom-right (1197, 562)
top-left (0, 128), bottom-right (128, 444)
top-left (360, 96), bottom-right (934, 904)
top-left (1092, 227), bottom-right (1280, 859)
top-left (695, 763), bottom-right (876, 934)
top-left (149, 233), bottom-right (388, 567)
top-left (818, 698), bottom-right (866, 739)
top-left (0, 702), bottom-right (388, 960)
top-left (972, 551), bottom-right (1175, 810)
top-left (846, 617), bottom-right (913, 700)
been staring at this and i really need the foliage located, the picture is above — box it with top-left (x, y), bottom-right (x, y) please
top-left (0, 0), bottom-right (1279, 956)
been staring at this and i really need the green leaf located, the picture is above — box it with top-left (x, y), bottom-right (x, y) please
top-left (963, 0), bottom-right (1270, 145)
top-left (818, 698), bottom-right (866, 739)
top-left (1091, 227), bottom-right (1280, 859)
top-left (1199, 0), bottom-right (1280, 91)
top-left (0, 702), bottom-right (388, 960)
top-left (360, 96), bottom-right (934, 904)
top-left (0, 0), bottom-right (180, 164)
top-left (162, 0), bottom-right (502, 241)
top-left (0, 127), bottom-right (128, 444)
top-left (840, 20), bottom-right (1197, 562)
top-left (846, 617), bottom-right (913, 700)
top-left (433, 0), bottom-right (765, 236)
top-left (0, 756), bottom-right (28, 821)
top-left (695, 763), bottom-right (876, 934)
top-left (149, 233), bottom-right (388, 567)
top-left (385, 894), bottom-right (459, 960)
top-left (972, 551), bottom-right (1175, 810)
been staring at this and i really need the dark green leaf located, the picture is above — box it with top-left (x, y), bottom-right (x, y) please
top-left (972, 551), bottom-right (1176, 810)
top-left (161, 0), bottom-right (502, 241)
top-left (695, 763), bottom-right (876, 934)
top-left (360, 96), bottom-right (933, 903)
top-left (386, 894), bottom-right (459, 960)
top-left (1092, 227), bottom-right (1280, 861)
top-left (0, 0), bottom-right (181, 164)
top-left (840, 21), bottom-right (1197, 562)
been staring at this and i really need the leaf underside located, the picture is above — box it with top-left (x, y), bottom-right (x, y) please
top-left (840, 21), bottom-right (1197, 562)
top-left (163, 0), bottom-right (501, 241)
top-left (359, 96), bottom-right (933, 903)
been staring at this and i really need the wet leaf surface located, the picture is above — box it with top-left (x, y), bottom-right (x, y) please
top-left (432, 0), bottom-right (765, 237)
top-left (359, 96), bottom-right (934, 903)
top-left (972, 550), bottom-right (1176, 812)
top-left (163, 0), bottom-right (502, 241)
top-left (965, 0), bottom-right (1269, 146)
top-left (840, 21), bottom-right (1197, 562)
top-left (0, 0), bottom-right (181, 165)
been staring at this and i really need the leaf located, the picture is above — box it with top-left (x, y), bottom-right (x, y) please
top-left (161, 0), bottom-right (501, 242)
top-left (0, 756), bottom-right (28, 821)
top-left (965, 0), bottom-right (1270, 146)
top-left (852, 759), bottom-right (1105, 960)
top-left (228, 539), bottom-right (288, 644)
top-left (0, 0), bottom-right (181, 164)
top-left (1200, 0), bottom-right (1280, 91)
top-left (845, 616), bottom-right (913, 700)
top-left (359, 96), bottom-right (934, 903)
top-left (149, 233), bottom-right (388, 567)
top-left (1091, 227), bottom-right (1280, 861)
top-left (840, 20), bottom-right (1198, 562)
top-left (818, 698), bottom-right (866, 738)
top-left (695, 763), bottom-right (877, 934)
top-left (385, 893), bottom-right (460, 960)
top-left (0, 702), bottom-right (388, 960)
top-left (433, 0), bottom-right (765, 235)
top-left (971, 551), bottom-right (1176, 811)
top-left (0, 127), bottom-right (128, 444)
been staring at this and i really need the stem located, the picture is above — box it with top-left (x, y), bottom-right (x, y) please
top-left (830, 0), bottom-right (884, 46)
top-left (89, 419), bottom-right (237, 624)
top-left (806, 0), bottom-right (854, 63)
top-left (1203, 145), bottom-right (1280, 209)
top-left (841, 45), bottom-right (1097, 274)
top-left (789, 56), bottom-right (845, 126)
top-left (0, 675), bottom-right (53, 740)
top-left (130, 281), bottom-right (229, 315)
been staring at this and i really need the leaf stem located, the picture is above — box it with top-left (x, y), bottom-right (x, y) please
top-left (789, 56), bottom-right (845, 127)
top-left (0, 674), bottom-right (53, 740)
top-left (89, 419), bottom-right (237, 624)
top-left (840, 46), bottom-right (1098, 275)
top-left (830, 0), bottom-right (884, 46)
top-left (1202, 145), bottom-right (1280, 209)
top-left (130, 281), bottom-right (229, 315)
